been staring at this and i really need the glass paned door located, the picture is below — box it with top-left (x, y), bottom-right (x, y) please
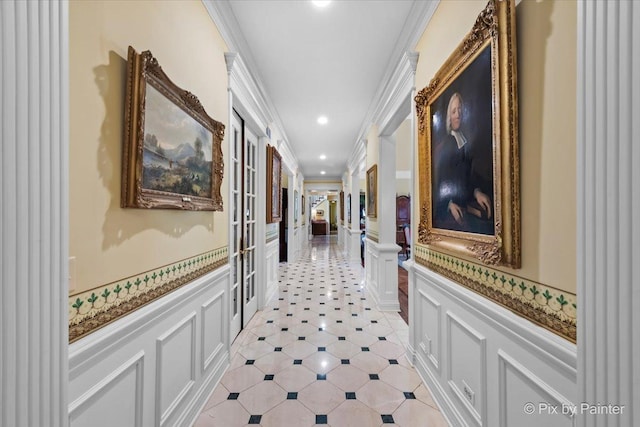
top-left (230, 111), bottom-right (258, 341)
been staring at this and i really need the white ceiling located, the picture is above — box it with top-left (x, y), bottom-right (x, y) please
top-left (223, 0), bottom-right (417, 180)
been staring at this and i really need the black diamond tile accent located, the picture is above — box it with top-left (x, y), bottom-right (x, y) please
top-left (317, 374), bottom-right (326, 380)
top-left (298, 336), bottom-right (305, 341)
top-left (389, 359), bottom-right (399, 365)
top-left (281, 328), bottom-right (288, 331)
top-left (287, 392), bottom-right (298, 400)
top-left (345, 392), bottom-right (356, 400)
top-left (264, 374), bottom-right (275, 381)
top-left (302, 320), bottom-right (308, 323)
top-left (381, 414), bottom-right (394, 424)
top-left (334, 308), bottom-right (341, 311)
top-left (378, 337), bottom-right (387, 341)
top-left (273, 308), bottom-right (279, 311)
top-left (258, 337), bottom-right (265, 341)
top-left (316, 414), bottom-right (328, 424)
top-left (267, 320), bottom-right (274, 324)
top-left (318, 347), bottom-right (326, 352)
top-left (362, 347), bottom-right (370, 352)
top-left (369, 374), bottom-right (379, 380)
top-left (365, 308), bottom-right (371, 311)
top-left (287, 313), bottom-right (293, 317)
top-left (371, 320), bottom-right (378, 323)
top-left (320, 313), bottom-right (326, 316)
top-left (279, 298), bottom-right (284, 300)
top-left (352, 313), bottom-right (358, 317)
top-left (356, 328), bottom-right (363, 331)
top-left (336, 320), bottom-right (343, 323)
top-left (304, 307), bottom-right (310, 311)
top-left (275, 347), bottom-right (282, 352)
top-left (338, 336), bottom-right (346, 341)
top-left (341, 359), bottom-right (350, 365)
top-left (320, 302), bottom-right (325, 305)
top-left (293, 359), bottom-right (302, 365)
top-left (245, 360), bottom-right (255, 365)
top-left (404, 392), bottom-right (416, 399)
top-left (228, 392), bottom-right (239, 400)
top-left (248, 415), bottom-right (262, 424)
top-left (318, 327), bottom-right (324, 331)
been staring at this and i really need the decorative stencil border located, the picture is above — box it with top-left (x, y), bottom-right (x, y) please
top-left (69, 247), bottom-right (228, 343)
top-left (415, 245), bottom-right (576, 342)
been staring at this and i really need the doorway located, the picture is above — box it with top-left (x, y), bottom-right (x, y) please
top-left (230, 110), bottom-right (259, 340)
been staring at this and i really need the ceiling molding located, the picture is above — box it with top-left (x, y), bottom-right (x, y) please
top-left (203, 0), bottom-right (299, 170)
top-left (347, 138), bottom-right (367, 173)
top-left (375, 51), bottom-right (419, 136)
top-left (350, 0), bottom-right (439, 152)
top-left (225, 52), bottom-right (271, 134)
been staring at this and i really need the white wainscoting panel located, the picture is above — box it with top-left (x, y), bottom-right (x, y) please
top-left (409, 264), bottom-right (577, 427)
top-left (446, 312), bottom-right (487, 426)
top-left (201, 291), bottom-right (225, 373)
top-left (156, 313), bottom-right (197, 427)
top-left (264, 239), bottom-right (280, 305)
top-left (498, 350), bottom-right (574, 427)
top-left (417, 289), bottom-right (441, 372)
top-left (69, 266), bottom-right (230, 427)
top-left (69, 352), bottom-right (144, 427)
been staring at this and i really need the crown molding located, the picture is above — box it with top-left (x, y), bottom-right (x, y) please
top-left (352, 0), bottom-right (438, 146)
top-left (203, 0), bottom-right (298, 170)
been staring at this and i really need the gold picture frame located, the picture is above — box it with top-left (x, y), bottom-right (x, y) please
top-left (266, 144), bottom-right (282, 223)
top-left (415, 0), bottom-right (520, 268)
top-left (366, 164), bottom-right (377, 218)
top-left (121, 46), bottom-right (225, 211)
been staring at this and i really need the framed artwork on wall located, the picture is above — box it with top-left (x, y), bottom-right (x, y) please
top-left (415, 0), bottom-right (520, 267)
top-left (266, 145), bottom-right (282, 223)
top-left (347, 194), bottom-right (351, 224)
top-left (121, 46), bottom-right (225, 211)
top-left (366, 165), bottom-right (377, 218)
top-left (339, 191), bottom-right (344, 221)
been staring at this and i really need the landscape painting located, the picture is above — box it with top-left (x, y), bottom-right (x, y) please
top-left (121, 46), bottom-right (224, 211)
top-left (142, 84), bottom-right (213, 198)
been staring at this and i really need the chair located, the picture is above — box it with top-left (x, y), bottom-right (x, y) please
top-left (402, 225), bottom-right (411, 259)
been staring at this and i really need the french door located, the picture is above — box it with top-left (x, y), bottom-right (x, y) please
top-left (230, 110), bottom-right (258, 341)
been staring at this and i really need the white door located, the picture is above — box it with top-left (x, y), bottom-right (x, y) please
top-left (230, 111), bottom-right (258, 341)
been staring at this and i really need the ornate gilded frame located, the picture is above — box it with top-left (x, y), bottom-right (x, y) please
top-left (122, 46), bottom-right (225, 211)
top-left (366, 164), bottom-right (378, 218)
top-left (339, 191), bottom-right (344, 221)
top-left (266, 144), bottom-right (282, 223)
top-left (415, 0), bottom-right (520, 268)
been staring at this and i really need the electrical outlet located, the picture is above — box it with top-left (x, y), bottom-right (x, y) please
top-left (462, 380), bottom-right (475, 406)
top-left (69, 256), bottom-right (76, 293)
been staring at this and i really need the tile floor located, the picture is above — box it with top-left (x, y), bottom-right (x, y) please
top-left (195, 236), bottom-right (448, 427)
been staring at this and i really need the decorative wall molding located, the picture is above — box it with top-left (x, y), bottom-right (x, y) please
top-left (417, 289), bottom-right (441, 372)
top-left (577, 2), bottom-right (640, 425)
top-left (201, 290), bottom-right (225, 373)
top-left (1, 1), bottom-right (69, 425)
top-left (375, 51), bottom-right (419, 136)
top-left (69, 352), bottom-right (144, 427)
top-left (69, 248), bottom-right (228, 342)
top-left (155, 313), bottom-right (197, 427)
top-left (416, 245), bottom-right (576, 342)
top-left (409, 261), bottom-right (577, 427)
top-left (69, 266), bottom-right (230, 427)
top-left (446, 312), bottom-right (487, 426)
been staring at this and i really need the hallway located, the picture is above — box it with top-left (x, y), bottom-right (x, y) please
top-left (195, 236), bottom-right (447, 426)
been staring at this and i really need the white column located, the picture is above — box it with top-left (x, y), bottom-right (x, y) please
top-left (347, 169), bottom-right (362, 263)
top-left (1, 1), bottom-right (69, 426)
top-left (369, 135), bottom-right (400, 310)
top-left (577, 1), bottom-right (639, 426)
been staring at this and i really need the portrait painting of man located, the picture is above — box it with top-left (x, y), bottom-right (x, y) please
top-left (430, 45), bottom-right (494, 235)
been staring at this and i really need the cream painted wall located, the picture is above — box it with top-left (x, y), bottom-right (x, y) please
top-left (69, 0), bottom-right (229, 294)
top-left (395, 118), bottom-right (412, 196)
top-left (366, 126), bottom-right (380, 232)
top-left (414, 0), bottom-right (577, 293)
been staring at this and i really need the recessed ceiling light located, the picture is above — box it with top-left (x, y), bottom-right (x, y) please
top-left (312, 0), bottom-right (331, 8)
top-left (320, 171), bottom-right (326, 175)
top-left (319, 154), bottom-right (327, 160)
top-left (317, 116), bottom-right (328, 125)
